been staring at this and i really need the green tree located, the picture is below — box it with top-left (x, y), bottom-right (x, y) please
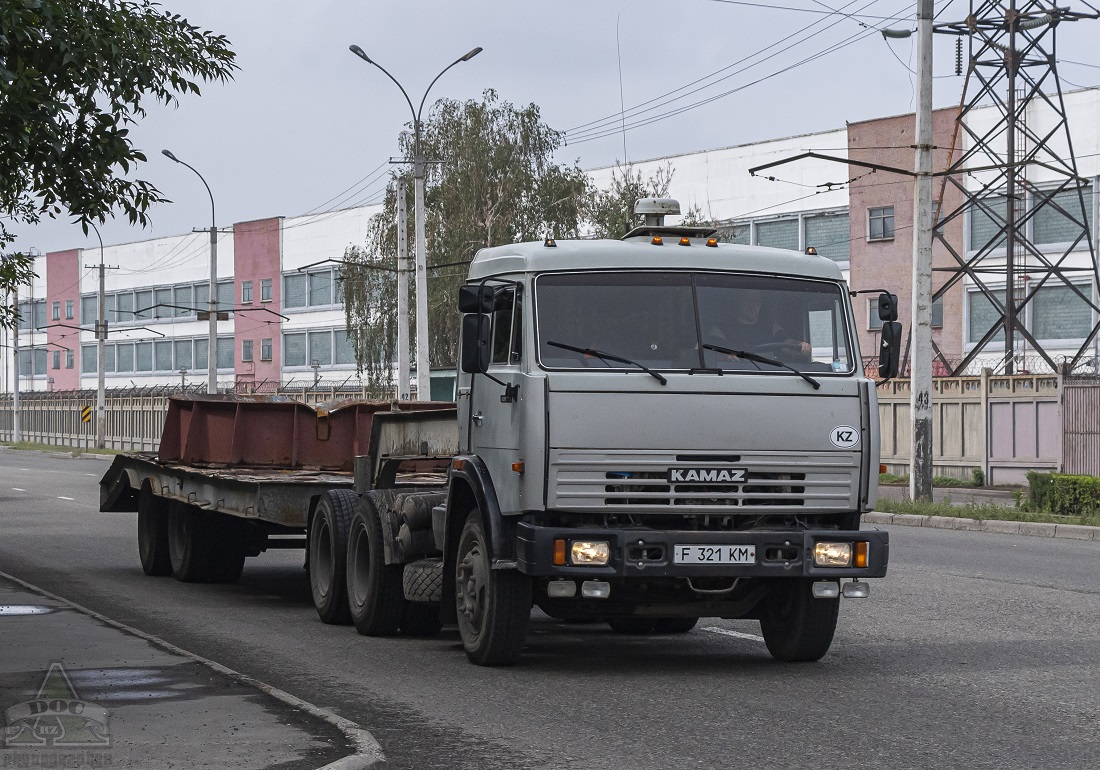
top-left (584, 163), bottom-right (674, 239)
top-left (342, 89), bottom-right (590, 388)
top-left (0, 0), bottom-right (237, 328)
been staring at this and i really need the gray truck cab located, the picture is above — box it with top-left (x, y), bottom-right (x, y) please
top-left (448, 200), bottom-right (893, 664)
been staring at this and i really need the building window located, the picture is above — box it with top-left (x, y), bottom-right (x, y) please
top-left (308, 330), bottom-right (333, 366)
top-left (81, 295), bottom-right (97, 324)
top-left (1033, 283), bottom-right (1093, 340)
top-left (755, 218), bottom-right (799, 251)
top-left (81, 345), bottom-right (97, 374)
top-left (134, 289), bottom-right (153, 320)
top-left (283, 332), bottom-right (307, 366)
top-left (1033, 186), bottom-right (1093, 246)
top-left (932, 296), bottom-right (943, 328)
top-left (66, 350), bottom-right (74, 369)
top-left (52, 350), bottom-right (61, 369)
top-left (34, 300), bottom-right (46, 330)
top-left (242, 281), bottom-right (253, 304)
top-left (173, 285), bottom-right (193, 318)
top-left (868, 207), bottom-right (895, 241)
top-left (175, 340), bottom-right (193, 370)
top-left (309, 271), bottom-right (334, 307)
top-left (261, 278), bottom-right (273, 302)
top-left (969, 194), bottom-right (1008, 251)
top-left (260, 338), bottom-right (272, 361)
top-left (65, 300), bottom-right (74, 320)
top-left (725, 223), bottom-right (750, 245)
top-left (242, 339), bottom-right (254, 362)
top-left (335, 331), bottom-right (356, 366)
top-left (155, 340), bottom-right (173, 371)
top-left (804, 212), bottom-right (850, 263)
top-left (216, 337), bottom-right (234, 370)
top-left (868, 297), bottom-right (884, 330)
top-left (52, 302), bottom-right (60, 321)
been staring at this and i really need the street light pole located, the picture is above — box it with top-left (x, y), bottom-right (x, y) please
top-left (349, 44), bottom-right (482, 400)
top-left (396, 177), bottom-right (410, 399)
top-left (89, 222), bottom-right (107, 449)
top-left (163, 149), bottom-right (219, 395)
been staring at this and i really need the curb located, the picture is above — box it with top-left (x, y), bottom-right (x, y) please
top-left (0, 570), bottom-right (386, 770)
top-left (862, 511), bottom-right (1100, 541)
top-left (0, 445), bottom-right (116, 461)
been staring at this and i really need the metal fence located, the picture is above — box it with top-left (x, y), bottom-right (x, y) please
top-left (0, 380), bottom-right (398, 451)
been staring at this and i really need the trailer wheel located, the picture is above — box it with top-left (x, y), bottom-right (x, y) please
top-left (137, 480), bottom-right (172, 576)
top-left (759, 579), bottom-right (840, 662)
top-left (168, 502), bottom-right (211, 583)
top-left (207, 514), bottom-right (247, 584)
top-left (654, 617), bottom-right (698, 634)
top-left (309, 490), bottom-right (357, 625)
top-left (455, 508), bottom-right (531, 666)
top-left (607, 618), bottom-right (656, 635)
top-left (346, 494), bottom-right (404, 636)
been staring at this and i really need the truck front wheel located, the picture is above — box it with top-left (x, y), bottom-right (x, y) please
top-left (309, 490), bottom-right (357, 625)
top-left (455, 509), bottom-right (531, 666)
top-left (346, 495), bottom-right (404, 636)
top-left (759, 579), bottom-right (840, 662)
top-left (137, 480), bottom-right (172, 576)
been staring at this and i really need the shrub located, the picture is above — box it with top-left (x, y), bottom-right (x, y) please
top-left (1027, 471), bottom-right (1100, 516)
top-left (971, 467), bottom-right (985, 487)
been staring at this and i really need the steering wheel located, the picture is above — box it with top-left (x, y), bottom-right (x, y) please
top-left (754, 341), bottom-right (810, 361)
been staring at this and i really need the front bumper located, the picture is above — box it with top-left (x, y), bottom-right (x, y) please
top-left (515, 522), bottom-right (888, 579)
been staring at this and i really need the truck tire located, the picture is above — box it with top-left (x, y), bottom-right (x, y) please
top-left (455, 508), bottom-right (531, 666)
top-left (346, 494), bottom-right (404, 636)
top-left (759, 579), bottom-right (840, 662)
top-left (309, 490), bottom-right (357, 625)
top-left (607, 618), bottom-right (656, 634)
top-left (400, 602), bottom-right (443, 637)
top-left (167, 502), bottom-right (211, 583)
top-left (137, 480), bottom-right (172, 576)
top-left (403, 558), bottom-right (443, 603)
top-left (654, 617), bottom-right (698, 634)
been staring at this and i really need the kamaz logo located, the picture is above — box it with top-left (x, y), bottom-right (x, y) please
top-left (667, 468), bottom-right (747, 484)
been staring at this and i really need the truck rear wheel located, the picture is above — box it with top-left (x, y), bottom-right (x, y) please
top-left (654, 617), bottom-right (698, 634)
top-left (455, 509), bottom-right (531, 666)
top-left (309, 490), bottom-right (357, 625)
top-left (168, 502), bottom-right (210, 583)
top-left (607, 618), bottom-right (656, 634)
top-left (759, 579), bottom-right (840, 662)
top-left (346, 494), bottom-right (404, 636)
top-left (137, 480), bottom-right (172, 576)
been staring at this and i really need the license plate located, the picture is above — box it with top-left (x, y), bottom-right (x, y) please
top-left (673, 544), bottom-right (756, 565)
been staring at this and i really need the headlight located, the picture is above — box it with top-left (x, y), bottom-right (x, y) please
top-left (813, 541), bottom-right (853, 567)
top-left (571, 541), bottom-right (610, 566)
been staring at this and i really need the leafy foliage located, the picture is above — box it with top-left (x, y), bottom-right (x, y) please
top-left (584, 163), bottom-right (674, 240)
top-left (1026, 470), bottom-right (1100, 516)
top-left (342, 90), bottom-right (590, 385)
top-left (0, 0), bottom-right (237, 328)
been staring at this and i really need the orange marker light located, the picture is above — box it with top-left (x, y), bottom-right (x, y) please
top-left (879, 464), bottom-right (887, 474)
top-left (855, 541), bottom-right (869, 568)
top-left (553, 538), bottom-right (567, 566)
top-left (452, 458), bottom-right (465, 471)
top-left (651, 236), bottom-right (664, 245)
top-left (512, 461), bottom-right (525, 474)
top-left (679, 237), bottom-right (691, 246)
top-left (706, 238), bottom-right (719, 247)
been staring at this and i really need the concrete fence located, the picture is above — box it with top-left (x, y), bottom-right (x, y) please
top-left (2, 376), bottom-right (1095, 483)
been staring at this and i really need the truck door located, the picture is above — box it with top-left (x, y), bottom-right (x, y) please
top-left (468, 285), bottom-right (524, 514)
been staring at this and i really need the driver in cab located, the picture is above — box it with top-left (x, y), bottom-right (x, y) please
top-left (707, 288), bottom-right (811, 362)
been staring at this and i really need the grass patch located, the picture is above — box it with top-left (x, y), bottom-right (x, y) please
top-left (0, 441), bottom-right (120, 456)
top-left (879, 473), bottom-right (976, 487)
top-left (876, 496), bottom-right (1100, 528)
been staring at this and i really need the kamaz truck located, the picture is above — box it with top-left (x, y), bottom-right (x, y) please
top-left (101, 198), bottom-right (897, 666)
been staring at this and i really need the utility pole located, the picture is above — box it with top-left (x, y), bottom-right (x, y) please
top-left (396, 177), bottom-right (411, 399)
top-left (87, 223), bottom-right (113, 450)
top-left (11, 284), bottom-right (20, 443)
top-left (412, 156), bottom-right (429, 400)
top-left (1003, 0), bottom-right (1019, 375)
top-left (910, 0), bottom-right (935, 502)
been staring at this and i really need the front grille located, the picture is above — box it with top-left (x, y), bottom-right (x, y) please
top-left (549, 450), bottom-right (856, 512)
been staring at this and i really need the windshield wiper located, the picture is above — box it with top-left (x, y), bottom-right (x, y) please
top-left (702, 343), bottom-right (820, 390)
top-left (547, 341), bottom-right (667, 385)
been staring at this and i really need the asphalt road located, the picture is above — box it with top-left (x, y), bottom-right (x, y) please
top-left (2, 448), bottom-right (1098, 769)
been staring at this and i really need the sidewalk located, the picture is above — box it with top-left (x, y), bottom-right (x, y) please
top-left (0, 576), bottom-right (377, 770)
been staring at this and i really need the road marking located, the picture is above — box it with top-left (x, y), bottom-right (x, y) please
top-left (84, 473), bottom-right (97, 477)
top-left (12, 488), bottom-right (26, 492)
top-left (57, 496), bottom-right (75, 501)
top-left (702, 626), bottom-right (765, 643)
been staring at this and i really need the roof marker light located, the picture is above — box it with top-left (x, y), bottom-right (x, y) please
top-left (706, 238), bottom-right (719, 247)
top-left (651, 236), bottom-right (663, 246)
top-left (679, 237), bottom-right (691, 246)
top-left (805, 246), bottom-right (819, 256)
top-left (544, 237), bottom-right (557, 247)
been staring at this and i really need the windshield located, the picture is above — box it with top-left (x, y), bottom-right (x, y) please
top-left (535, 271), bottom-right (854, 375)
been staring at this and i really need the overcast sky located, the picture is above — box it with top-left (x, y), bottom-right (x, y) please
top-left (12, 0), bottom-right (1100, 256)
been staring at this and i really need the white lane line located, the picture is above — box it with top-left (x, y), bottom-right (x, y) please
top-left (12, 488), bottom-right (26, 492)
top-left (702, 626), bottom-right (765, 643)
top-left (57, 496), bottom-right (75, 501)
top-left (84, 473), bottom-right (97, 477)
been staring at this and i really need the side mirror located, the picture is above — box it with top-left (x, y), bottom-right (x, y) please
top-left (879, 321), bottom-right (903, 379)
top-left (460, 313), bottom-right (491, 374)
top-left (458, 284), bottom-right (498, 314)
top-left (877, 292), bottom-right (899, 323)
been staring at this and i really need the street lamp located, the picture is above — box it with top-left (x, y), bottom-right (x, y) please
top-left (162, 149), bottom-right (219, 395)
top-left (349, 44), bottom-right (482, 400)
top-left (88, 222), bottom-right (106, 448)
